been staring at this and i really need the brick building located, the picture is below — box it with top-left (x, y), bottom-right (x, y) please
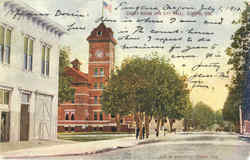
top-left (58, 23), bottom-right (134, 132)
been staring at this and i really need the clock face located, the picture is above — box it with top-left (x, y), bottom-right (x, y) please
top-left (95, 50), bottom-right (103, 58)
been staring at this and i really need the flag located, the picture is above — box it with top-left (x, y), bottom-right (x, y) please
top-left (103, 1), bottom-right (112, 12)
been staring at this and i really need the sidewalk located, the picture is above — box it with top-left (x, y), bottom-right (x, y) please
top-left (0, 136), bottom-right (155, 159)
top-left (0, 132), bottom-right (242, 159)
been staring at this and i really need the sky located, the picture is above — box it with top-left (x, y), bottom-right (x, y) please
top-left (18, 0), bottom-right (247, 110)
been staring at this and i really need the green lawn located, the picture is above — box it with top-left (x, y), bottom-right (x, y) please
top-left (58, 135), bottom-right (131, 142)
top-left (58, 131), bottom-right (134, 136)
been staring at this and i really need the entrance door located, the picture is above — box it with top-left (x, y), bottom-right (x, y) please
top-left (20, 104), bottom-right (29, 141)
top-left (1, 112), bottom-right (10, 142)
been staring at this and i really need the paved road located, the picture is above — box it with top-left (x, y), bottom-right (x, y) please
top-left (12, 133), bottom-right (250, 160)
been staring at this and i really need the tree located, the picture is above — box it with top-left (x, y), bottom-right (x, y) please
top-left (192, 102), bottom-right (215, 130)
top-left (223, 3), bottom-right (249, 129)
top-left (101, 69), bottom-right (131, 132)
top-left (183, 100), bottom-right (193, 131)
top-left (215, 109), bottom-right (224, 128)
top-left (101, 54), bottom-right (190, 138)
top-left (223, 87), bottom-right (240, 129)
top-left (58, 47), bottom-right (75, 104)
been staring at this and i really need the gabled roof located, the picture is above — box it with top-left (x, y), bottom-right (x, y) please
top-left (64, 66), bottom-right (88, 84)
top-left (87, 23), bottom-right (117, 45)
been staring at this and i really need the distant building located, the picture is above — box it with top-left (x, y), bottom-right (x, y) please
top-left (0, 0), bottom-right (66, 142)
top-left (58, 23), bottom-right (134, 132)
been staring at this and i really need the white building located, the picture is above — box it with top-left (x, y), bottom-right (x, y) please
top-left (0, 0), bottom-right (66, 142)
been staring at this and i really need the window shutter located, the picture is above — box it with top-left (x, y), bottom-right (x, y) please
top-left (0, 26), bottom-right (4, 45)
top-left (24, 37), bottom-right (28, 53)
top-left (29, 39), bottom-right (33, 55)
top-left (41, 46), bottom-right (45, 74)
top-left (46, 47), bottom-right (50, 61)
top-left (6, 29), bottom-right (11, 46)
top-left (46, 47), bottom-right (50, 76)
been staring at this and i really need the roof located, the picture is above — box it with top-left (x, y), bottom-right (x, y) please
top-left (71, 58), bottom-right (82, 65)
top-left (64, 66), bottom-right (88, 84)
top-left (87, 23), bottom-right (117, 45)
top-left (3, 0), bottom-right (67, 37)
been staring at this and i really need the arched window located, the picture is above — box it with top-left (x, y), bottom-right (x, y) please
top-left (65, 113), bottom-right (69, 120)
top-left (71, 113), bottom-right (75, 120)
top-left (97, 31), bottom-right (102, 36)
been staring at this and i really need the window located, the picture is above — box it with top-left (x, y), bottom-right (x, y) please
top-left (94, 68), bottom-right (104, 77)
top-left (0, 26), bottom-right (11, 64)
top-left (94, 96), bottom-right (98, 104)
top-left (0, 26), bottom-right (4, 63)
top-left (65, 113), bottom-right (69, 120)
top-left (100, 68), bottom-right (104, 76)
top-left (100, 112), bottom-right (103, 121)
top-left (94, 82), bottom-right (98, 89)
top-left (0, 89), bottom-right (10, 105)
top-left (94, 112), bottom-right (97, 120)
top-left (100, 82), bottom-right (104, 89)
top-left (41, 45), bottom-right (50, 76)
top-left (97, 31), bottom-right (102, 36)
top-left (71, 113), bottom-right (75, 120)
top-left (46, 47), bottom-right (50, 76)
top-left (100, 96), bottom-right (102, 103)
top-left (21, 93), bottom-right (30, 104)
top-left (24, 37), bottom-right (33, 71)
top-left (94, 68), bottom-right (98, 76)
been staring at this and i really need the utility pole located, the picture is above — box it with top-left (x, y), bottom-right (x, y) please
top-left (239, 105), bottom-right (243, 135)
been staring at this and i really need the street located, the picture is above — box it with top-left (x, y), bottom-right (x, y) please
top-left (21, 133), bottom-right (250, 160)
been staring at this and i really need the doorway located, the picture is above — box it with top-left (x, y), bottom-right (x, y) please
top-left (20, 104), bottom-right (29, 141)
top-left (1, 112), bottom-right (10, 142)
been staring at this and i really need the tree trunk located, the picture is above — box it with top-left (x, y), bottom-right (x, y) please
top-left (139, 112), bottom-right (144, 140)
top-left (156, 116), bottom-right (161, 137)
top-left (145, 115), bottom-right (150, 138)
top-left (184, 119), bottom-right (188, 131)
top-left (161, 118), bottom-right (165, 129)
top-left (169, 119), bottom-right (175, 132)
top-left (135, 112), bottom-right (139, 129)
top-left (116, 114), bottom-right (121, 132)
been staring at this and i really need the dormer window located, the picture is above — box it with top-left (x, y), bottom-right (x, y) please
top-left (97, 31), bottom-right (102, 36)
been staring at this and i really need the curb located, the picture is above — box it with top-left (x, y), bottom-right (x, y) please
top-left (3, 139), bottom-right (160, 159)
top-left (2, 145), bottom-right (134, 159)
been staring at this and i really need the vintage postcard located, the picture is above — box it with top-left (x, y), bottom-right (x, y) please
top-left (0, 0), bottom-right (250, 159)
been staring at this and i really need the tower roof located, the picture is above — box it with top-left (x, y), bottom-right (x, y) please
top-left (71, 58), bottom-right (82, 71)
top-left (87, 23), bottom-right (117, 45)
top-left (71, 58), bottom-right (82, 65)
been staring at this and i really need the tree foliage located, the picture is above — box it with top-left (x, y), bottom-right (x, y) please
top-left (58, 47), bottom-right (75, 104)
top-left (223, 3), bottom-right (249, 125)
top-left (215, 109), bottom-right (224, 128)
top-left (192, 102), bottom-right (215, 130)
top-left (101, 54), bottom-right (190, 137)
top-left (223, 87), bottom-right (240, 126)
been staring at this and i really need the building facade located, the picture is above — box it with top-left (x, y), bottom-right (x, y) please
top-left (58, 23), bottom-right (134, 132)
top-left (0, 0), bottom-right (66, 142)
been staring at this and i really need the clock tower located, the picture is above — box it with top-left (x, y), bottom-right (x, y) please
top-left (87, 23), bottom-right (117, 121)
